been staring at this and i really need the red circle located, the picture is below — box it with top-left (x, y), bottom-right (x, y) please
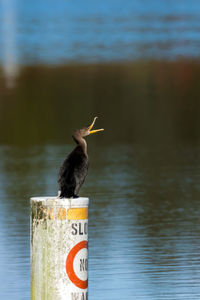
top-left (66, 240), bottom-right (88, 289)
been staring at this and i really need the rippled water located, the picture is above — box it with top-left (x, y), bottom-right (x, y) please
top-left (1, 143), bottom-right (200, 299)
top-left (1, 0), bottom-right (200, 298)
top-left (1, 0), bottom-right (200, 65)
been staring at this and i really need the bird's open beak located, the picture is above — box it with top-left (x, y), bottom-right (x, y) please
top-left (88, 117), bottom-right (104, 134)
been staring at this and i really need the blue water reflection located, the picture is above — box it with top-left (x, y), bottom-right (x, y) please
top-left (1, 0), bottom-right (200, 65)
top-left (1, 144), bottom-right (200, 299)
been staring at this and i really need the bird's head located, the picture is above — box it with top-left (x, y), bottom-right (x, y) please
top-left (76, 117), bottom-right (104, 137)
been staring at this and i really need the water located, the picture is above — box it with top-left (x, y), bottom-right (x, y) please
top-left (1, 61), bottom-right (200, 145)
top-left (1, 143), bottom-right (200, 299)
top-left (1, 0), bottom-right (200, 65)
top-left (1, 0), bottom-right (200, 298)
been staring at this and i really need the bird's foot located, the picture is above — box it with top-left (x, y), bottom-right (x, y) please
top-left (73, 195), bottom-right (79, 199)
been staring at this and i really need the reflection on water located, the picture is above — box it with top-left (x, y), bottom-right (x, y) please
top-left (1, 1), bottom-right (200, 298)
top-left (0, 144), bottom-right (200, 299)
top-left (1, 60), bottom-right (200, 145)
top-left (1, 0), bottom-right (200, 65)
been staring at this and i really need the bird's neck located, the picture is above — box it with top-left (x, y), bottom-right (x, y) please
top-left (73, 133), bottom-right (87, 155)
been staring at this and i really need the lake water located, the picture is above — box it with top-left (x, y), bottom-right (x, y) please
top-left (1, 0), bottom-right (200, 298)
top-left (1, 0), bottom-right (200, 65)
top-left (0, 143), bottom-right (200, 299)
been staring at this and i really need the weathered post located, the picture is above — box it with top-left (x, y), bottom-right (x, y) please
top-left (31, 196), bottom-right (89, 300)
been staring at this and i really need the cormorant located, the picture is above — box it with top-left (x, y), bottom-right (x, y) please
top-left (58, 117), bottom-right (104, 198)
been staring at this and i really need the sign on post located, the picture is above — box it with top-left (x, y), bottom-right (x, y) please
top-left (31, 197), bottom-right (89, 300)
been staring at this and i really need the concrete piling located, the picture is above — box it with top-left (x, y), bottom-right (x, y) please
top-left (30, 197), bottom-right (89, 300)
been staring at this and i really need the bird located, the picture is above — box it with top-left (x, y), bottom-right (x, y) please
top-left (58, 117), bottom-right (104, 198)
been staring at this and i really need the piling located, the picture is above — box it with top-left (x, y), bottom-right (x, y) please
top-left (30, 196), bottom-right (89, 300)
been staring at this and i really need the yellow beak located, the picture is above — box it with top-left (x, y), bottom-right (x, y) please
top-left (88, 117), bottom-right (104, 134)
top-left (89, 129), bottom-right (104, 134)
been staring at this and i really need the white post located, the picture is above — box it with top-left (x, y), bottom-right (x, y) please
top-left (30, 197), bottom-right (89, 300)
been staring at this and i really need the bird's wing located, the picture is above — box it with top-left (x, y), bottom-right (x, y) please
top-left (74, 158), bottom-right (89, 195)
top-left (58, 153), bottom-right (77, 197)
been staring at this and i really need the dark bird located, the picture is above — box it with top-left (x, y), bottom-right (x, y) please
top-left (58, 117), bottom-right (104, 198)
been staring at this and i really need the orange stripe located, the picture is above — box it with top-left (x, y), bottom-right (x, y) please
top-left (46, 207), bottom-right (88, 220)
top-left (67, 208), bottom-right (88, 220)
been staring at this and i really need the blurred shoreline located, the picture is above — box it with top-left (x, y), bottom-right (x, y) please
top-left (1, 59), bottom-right (200, 145)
